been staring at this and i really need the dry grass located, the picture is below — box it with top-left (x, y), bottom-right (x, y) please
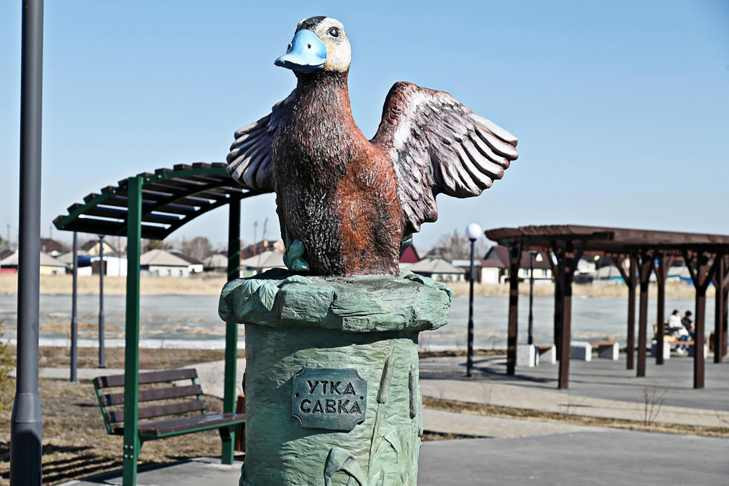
top-left (447, 280), bottom-right (700, 299)
top-left (3, 346), bottom-right (241, 370)
top-left (423, 397), bottom-right (729, 438)
top-left (0, 274), bottom-right (701, 299)
top-left (0, 379), bottom-right (235, 485)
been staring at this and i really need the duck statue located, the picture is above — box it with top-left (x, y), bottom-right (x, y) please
top-left (227, 16), bottom-right (518, 276)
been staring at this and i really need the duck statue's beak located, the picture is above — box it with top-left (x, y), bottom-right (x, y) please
top-left (275, 29), bottom-right (327, 73)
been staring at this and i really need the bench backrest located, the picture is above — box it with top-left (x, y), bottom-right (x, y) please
top-left (92, 368), bottom-right (206, 434)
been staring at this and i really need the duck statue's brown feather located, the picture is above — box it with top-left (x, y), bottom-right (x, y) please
top-left (226, 17), bottom-right (518, 276)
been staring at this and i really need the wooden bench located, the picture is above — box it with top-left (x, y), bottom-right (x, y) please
top-left (92, 368), bottom-right (245, 443)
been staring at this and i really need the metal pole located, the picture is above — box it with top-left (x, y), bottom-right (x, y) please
top-left (98, 235), bottom-right (106, 368)
top-left (222, 197), bottom-right (241, 463)
top-left (122, 176), bottom-right (143, 485)
top-left (70, 232), bottom-right (78, 382)
top-left (528, 252), bottom-right (535, 346)
top-left (466, 239), bottom-right (475, 377)
top-left (11, 0), bottom-right (44, 483)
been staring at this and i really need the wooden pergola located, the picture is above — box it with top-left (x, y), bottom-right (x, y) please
top-left (485, 225), bottom-right (729, 390)
top-left (53, 162), bottom-right (263, 484)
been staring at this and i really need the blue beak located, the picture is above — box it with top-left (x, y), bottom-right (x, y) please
top-left (275, 29), bottom-right (327, 73)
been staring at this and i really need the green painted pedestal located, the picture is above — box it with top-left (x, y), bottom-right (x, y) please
top-left (219, 270), bottom-right (452, 486)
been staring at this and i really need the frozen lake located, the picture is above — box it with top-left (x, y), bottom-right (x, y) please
top-left (0, 292), bottom-right (705, 349)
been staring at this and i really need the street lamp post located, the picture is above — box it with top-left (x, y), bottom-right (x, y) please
top-left (12, 0), bottom-right (44, 483)
top-left (465, 223), bottom-right (482, 377)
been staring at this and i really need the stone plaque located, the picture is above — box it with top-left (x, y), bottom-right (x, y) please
top-left (291, 368), bottom-right (367, 431)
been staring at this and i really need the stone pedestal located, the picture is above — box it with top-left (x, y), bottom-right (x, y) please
top-left (219, 270), bottom-right (451, 486)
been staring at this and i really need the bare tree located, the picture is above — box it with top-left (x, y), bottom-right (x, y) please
top-left (428, 230), bottom-right (472, 260)
top-left (181, 236), bottom-right (213, 262)
top-left (143, 239), bottom-right (172, 252)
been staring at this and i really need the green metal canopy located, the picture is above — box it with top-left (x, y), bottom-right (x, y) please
top-left (53, 162), bottom-right (264, 239)
top-left (52, 161), bottom-right (265, 484)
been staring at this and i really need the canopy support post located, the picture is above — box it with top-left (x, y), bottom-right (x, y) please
top-left (222, 197), bottom-right (241, 464)
top-left (683, 249), bottom-right (719, 389)
top-left (506, 242), bottom-right (521, 375)
top-left (615, 254), bottom-right (637, 370)
top-left (713, 255), bottom-right (727, 363)
top-left (122, 176), bottom-right (143, 486)
top-left (653, 253), bottom-right (669, 365)
top-left (636, 252), bottom-right (653, 377)
top-left (554, 243), bottom-right (582, 389)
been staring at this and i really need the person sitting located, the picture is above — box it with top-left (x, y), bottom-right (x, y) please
top-left (667, 309), bottom-right (682, 335)
top-left (681, 311), bottom-right (694, 338)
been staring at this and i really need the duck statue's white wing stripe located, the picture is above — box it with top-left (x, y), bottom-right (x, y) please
top-left (371, 82), bottom-right (518, 234)
top-left (226, 91), bottom-right (295, 192)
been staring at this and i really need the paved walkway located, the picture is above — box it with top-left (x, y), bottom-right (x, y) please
top-left (65, 430), bottom-right (729, 486)
top-left (420, 355), bottom-right (729, 428)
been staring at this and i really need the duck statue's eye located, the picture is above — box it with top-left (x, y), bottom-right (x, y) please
top-left (328, 27), bottom-right (340, 38)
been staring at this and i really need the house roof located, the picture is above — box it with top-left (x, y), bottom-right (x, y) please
top-left (170, 251), bottom-right (202, 265)
top-left (241, 250), bottom-right (285, 269)
top-left (409, 258), bottom-right (463, 275)
top-left (0, 250), bottom-right (66, 268)
top-left (40, 238), bottom-right (68, 254)
top-left (140, 249), bottom-right (191, 267)
top-left (483, 245), bottom-right (551, 270)
top-left (203, 253), bottom-right (229, 269)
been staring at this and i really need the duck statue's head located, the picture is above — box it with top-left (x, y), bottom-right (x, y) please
top-left (275, 16), bottom-right (351, 75)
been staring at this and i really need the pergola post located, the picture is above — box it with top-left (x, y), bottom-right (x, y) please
top-left (713, 255), bottom-right (728, 363)
top-left (506, 243), bottom-right (521, 375)
top-left (653, 254), bottom-right (669, 365)
top-left (683, 249), bottom-right (719, 389)
top-left (547, 252), bottom-right (562, 357)
top-left (636, 252), bottom-right (653, 377)
top-left (553, 244), bottom-right (582, 389)
top-left (615, 254), bottom-right (637, 370)
top-left (122, 176), bottom-right (143, 485)
top-left (221, 197), bottom-right (241, 464)
top-left (723, 283), bottom-right (729, 359)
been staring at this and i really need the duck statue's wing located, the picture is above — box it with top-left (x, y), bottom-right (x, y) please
top-left (371, 82), bottom-right (518, 234)
top-left (226, 91), bottom-right (295, 191)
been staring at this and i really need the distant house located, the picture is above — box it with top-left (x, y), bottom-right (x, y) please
top-left (171, 251), bottom-right (204, 274)
top-left (241, 250), bottom-right (285, 274)
top-left (81, 238), bottom-right (119, 257)
top-left (40, 238), bottom-right (68, 257)
top-left (0, 250), bottom-right (66, 275)
top-left (409, 258), bottom-right (465, 283)
top-left (140, 249), bottom-right (191, 277)
top-left (399, 243), bottom-right (421, 264)
top-left (203, 253), bottom-right (229, 272)
top-left (481, 246), bottom-right (552, 284)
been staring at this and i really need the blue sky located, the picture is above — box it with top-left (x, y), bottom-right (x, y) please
top-left (1, 1), bottom-right (728, 250)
